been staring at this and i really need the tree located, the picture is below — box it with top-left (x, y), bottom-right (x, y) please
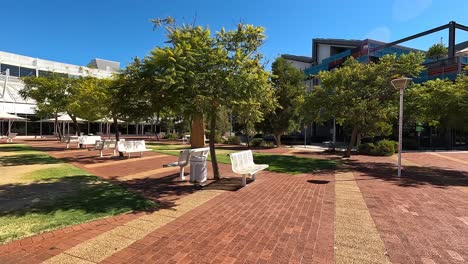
top-left (426, 43), bottom-right (448, 60)
top-left (149, 21), bottom-right (275, 179)
top-left (258, 57), bottom-right (305, 146)
top-left (304, 53), bottom-right (425, 157)
top-left (21, 73), bottom-right (76, 139)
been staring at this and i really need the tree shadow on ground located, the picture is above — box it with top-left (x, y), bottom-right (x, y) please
top-left (114, 173), bottom-right (244, 210)
top-left (0, 154), bottom-right (64, 166)
top-left (341, 160), bottom-right (468, 188)
top-left (0, 145), bottom-right (35, 152)
top-left (0, 175), bottom-right (154, 217)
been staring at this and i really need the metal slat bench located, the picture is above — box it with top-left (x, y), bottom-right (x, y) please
top-left (229, 150), bottom-right (268, 186)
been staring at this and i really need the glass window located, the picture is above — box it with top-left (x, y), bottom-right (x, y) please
top-left (20, 67), bottom-right (36, 77)
top-left (38, 70), bottom-right (53, 77)
top-left (1, 64), bottom-right (20, 77)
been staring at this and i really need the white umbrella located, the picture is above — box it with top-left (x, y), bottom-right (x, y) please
top-left (0, 112), bottom-right (26, 135)
top-left (38, 114), bottom-right (86, 137)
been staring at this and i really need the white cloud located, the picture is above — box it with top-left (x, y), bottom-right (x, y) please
top-left (366, 27), bottom-right (391, 42)
top-left (392, 0), bottom-right (432, 22)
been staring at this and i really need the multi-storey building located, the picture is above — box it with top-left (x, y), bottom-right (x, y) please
top-left (0, 51), bottom-right (119, 135)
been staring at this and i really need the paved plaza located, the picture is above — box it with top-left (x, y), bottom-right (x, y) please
top-left (0, 140), bottom-right (467, 263)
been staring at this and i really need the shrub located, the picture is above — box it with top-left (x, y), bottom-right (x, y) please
top-left (251, 138), bottom-right (263, 147)
top-left (359, 140), bottom-right (397, 156)
top-left (164, 133), bottom-right (179, 140)
top-left (375, 140), bottom-right (397, 156)
top-left (226, 136), bottom-right (241, 145)
top-left (213, 133), bottom-right (223, 143)
top-left (358, 143), bottom-right (376, 155)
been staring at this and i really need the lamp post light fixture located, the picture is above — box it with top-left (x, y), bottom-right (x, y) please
top-left (391, 77), bottom-right (412, 177)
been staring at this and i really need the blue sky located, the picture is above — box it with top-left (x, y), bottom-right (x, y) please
top-left (3, 0), bottom-right (468, 68)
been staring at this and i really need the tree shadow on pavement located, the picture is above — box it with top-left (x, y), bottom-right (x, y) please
top-left (0, 154), bottom-right (64, 166)
top-left (342, 160), bottom-right (468, 188)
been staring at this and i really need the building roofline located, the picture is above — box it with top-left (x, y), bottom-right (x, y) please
top-left (281, 54), bottom-right (313, 63)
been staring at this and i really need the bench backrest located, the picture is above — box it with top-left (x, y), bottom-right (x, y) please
top-left (96, 140), bottom-right (117, 150)
top-left (229, 150), bottom-right (255, 174)
top-left (118, 140), bottom-right (147, 152)
top-left (7, 133), bottom-right (17, 138)
top-left (178, 149), bottom-right (191, 167)
top-left (79, 136), bottom-right (102, 145)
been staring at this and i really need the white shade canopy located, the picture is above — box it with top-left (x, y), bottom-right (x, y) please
top-left (93, 117), bottom-right (125, 123)
top-left (0, 112), bottom-right (26, 120)
top-left (38, 114), bottom-right (86, 123)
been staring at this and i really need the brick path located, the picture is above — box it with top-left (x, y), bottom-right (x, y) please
top-left (0, 140), bottom-right (336, 263)
top-left (2, 140), bottom-right (468, 263)
top-left (347, 153), bottom-right (468, 264)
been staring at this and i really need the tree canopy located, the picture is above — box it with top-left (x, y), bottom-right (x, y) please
top-left (258, 57), bottom-right (305, 146)
top-left (304, 52), bottom-right (425, 156)
top-left (148, 21), bottom-right (276, 179)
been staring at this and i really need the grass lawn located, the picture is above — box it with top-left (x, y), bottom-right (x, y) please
top-left (0, 144), bottom-right (155, 244)
top-left (149, 143), bottom-right (338, 174)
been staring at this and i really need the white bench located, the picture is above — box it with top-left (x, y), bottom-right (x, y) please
top-left (79, 135), bottom-right (102, 148)
top-left (95, 139), bottom-right (119, 157)
top-left (164, 147), bottom-right (210, 180)
top-left (229, 150), bottom-right (268, 186)
top-left (65, 136), bottom-right (79, 148)
top-left (6, 133), bottom-right (17, 143)
top-left (117, 140), bottom-right (150, 158)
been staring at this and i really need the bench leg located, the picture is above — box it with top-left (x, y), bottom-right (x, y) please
top-left (242, 174), bottom-right (247, 186)
top-left (252, 173), bottom-right (256, 181)
top-left (180, 167), bottom-right (185, 180)
top-left (113, 149), bottom-right (117, 156)
top-left (100, 150), bottom-right (103, 158)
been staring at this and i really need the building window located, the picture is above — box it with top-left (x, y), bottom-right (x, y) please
top-left (1, 64), bottom-right (20, 77)
top-left (20, 67), bottom-right (36, 77)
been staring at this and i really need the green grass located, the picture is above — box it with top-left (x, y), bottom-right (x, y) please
top-left (253, 154), bottom-right (339, 174)
top-left (23, 164), bottom-right (93, 181)
top-left (0, 148), bottom-right (156, 244)
top-left (0, 153), bottom-right (63, 166)
top-left (149, 143), bottom-right (338, 174)
top-left (0, 144), bottom-right (41, 155)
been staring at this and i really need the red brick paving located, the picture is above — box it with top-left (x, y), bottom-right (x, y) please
top-left (101, 171), bottom-right (335, 264)
top-left (3, 139), bottom-right (468, 263)
top-left (347, 154), bottom-right (468, 264)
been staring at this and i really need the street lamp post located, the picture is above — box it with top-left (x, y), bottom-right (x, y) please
top-left (391, 77), bottom-right (412, 177)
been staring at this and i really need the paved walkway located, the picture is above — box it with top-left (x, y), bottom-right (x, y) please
top-left (1, 140), bottom-right (468, 263)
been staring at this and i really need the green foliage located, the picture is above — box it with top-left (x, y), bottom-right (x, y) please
top-left (406, 76), bottom-right (468, 131)
top-left (226, 136), bottom-right (241, 145)
top-left (426, 43), bottom-right (448, 59)
top-left (251, 138), bottom-right (264, 147)
top-left (303, 52), bottom-right (425, 156)
top-left (358, 140), bottom-right (397, 156)
top-left (163, 133), bottom-right (179, 140)
top-left (148, 20), bottom-right (276, 179)
top-left (258, 57), bottom-right (306, 146)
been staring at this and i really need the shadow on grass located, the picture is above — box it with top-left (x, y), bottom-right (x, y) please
top-left (342, 160), bottom-right (468, 188)
top-left (0, 175), bottom-right (155, 243)
top-left (0, 175), bottom-right (155, 217)
top-left (0, 154), bottom-right (64, 166)
top-left (253, 154), bottom-right (339, 174)
top-left (0, 144), bottom-right (35, 152)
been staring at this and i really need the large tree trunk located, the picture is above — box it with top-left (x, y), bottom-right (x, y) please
top-left (344, 126), bottom-right (358, 158)
top-left (191, 113), bottom-right (205, 148)
top-left (114, 116), bottom-right (123, 157)
top-left (68, 113), bottom-right (81, 135)
top-left (209, 108), bottom-right (220, 180)
top-left (54, 113), bottom-right (61, 141)
top-left (274, 134), bottom-right (281, 147)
